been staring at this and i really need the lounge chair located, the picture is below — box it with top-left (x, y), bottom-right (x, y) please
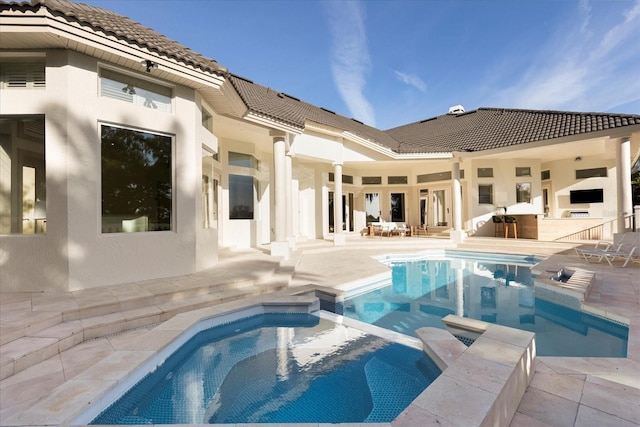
top-left (577, 235), bottom-right (639, 267)
top-left (575, 233), bottom-right (638, 262)
top-left (599, 244), bottom-right (639, 267)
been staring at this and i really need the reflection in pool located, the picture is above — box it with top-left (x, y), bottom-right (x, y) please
top-left (340, 254), bottom-right (628, 357)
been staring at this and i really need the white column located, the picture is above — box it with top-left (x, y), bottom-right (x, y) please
top-left (616, 138), bottom-right (632, 234)
top-left (285, 152), bottom-right (295, 249)
top-left (450, 160), bottom-right (466, 242)
top-left (270, 132), bottom-right (289, 258)
top-left (333, 162), bottom-right (346, 245)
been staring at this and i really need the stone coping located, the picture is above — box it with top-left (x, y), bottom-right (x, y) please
top-left (401, 316), bottom-right (536, 427)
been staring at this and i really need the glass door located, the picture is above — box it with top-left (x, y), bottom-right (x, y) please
top-left (419, 189), bottom-right (429, 226)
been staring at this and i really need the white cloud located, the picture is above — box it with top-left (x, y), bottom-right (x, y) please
top-left (394, 70), bottom-right (427, 93)
top-left (324, 1), bottom-right (376, 126)
top-left (489, 0), bottom-right (640, 113)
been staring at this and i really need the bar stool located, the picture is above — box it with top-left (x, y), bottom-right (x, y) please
top-left (492, 215), bottom-right (503, 237)
top-left (504, 215), bottom-right (518, 239)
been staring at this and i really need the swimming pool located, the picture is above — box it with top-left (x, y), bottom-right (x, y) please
top-left (338, 252), bottom-right (628, 357)
top-left (90, 312), bottom-right (440, 425)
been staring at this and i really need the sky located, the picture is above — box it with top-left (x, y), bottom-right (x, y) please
top-left (81, 0), bottom-right (640, 130)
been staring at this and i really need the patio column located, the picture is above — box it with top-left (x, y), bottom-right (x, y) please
top-left (616, 138), bottom-right (632, 234)
top-left (333, 162), bottom-right (346, 245)
top-left (450, 160), bottom-right (466, 242)
top-left (270, 131), bottom-right (289, 259)
top-left (285, 150), bottom-right (296, 249)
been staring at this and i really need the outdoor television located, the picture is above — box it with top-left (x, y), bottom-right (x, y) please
top-left (570, 188), bottom-right (603, 204)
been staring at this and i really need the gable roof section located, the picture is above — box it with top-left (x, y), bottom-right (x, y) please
top-left (2, 0), bottom-right (226, 74)
top-left (228, 74), bottom-right (401, 151)
top-left (386, 108), bottom-right (640, 154)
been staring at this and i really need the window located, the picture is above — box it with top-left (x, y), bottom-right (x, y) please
top-left (477, 168), bottom-right (493, 178)
top-left (229, 174), bottom-right (256, 219)
top-left (201, 108), bottom-right (214, 134)
top-left (228, 151), bottom-right (259, 169)
top-left (365, 193), bottom-right (380, 223)
top-left (516, 182), bottom-right (531, 203)
top-left (516, 167), bottom-right (531, 177)
top-left (417, 171), bottom-right (451, 183)
top-left (362, 176), bottom-right (381, 185)
top-left (541, 170), bottom-right (551, 180)
top-left (0, 116), bottom-right (46, 234)
top-left (0, 60), bottom-right (45, 89)
top-left (100, 68), bottom-right (172, 112)
top-left (328, 173), bottom-right (353, 184)
top-left (576, 167), bottom-right (607, 179)
top-left (388, 176), bottom-right (408, 185)
top-left (101, 125), bottom-right (172, 233)
top-left (202, 147), bottom-right (218, 229)
top-left (390, 193), bottom-right (405, 222)
top-left (478, 184), bottom-right (493, 204)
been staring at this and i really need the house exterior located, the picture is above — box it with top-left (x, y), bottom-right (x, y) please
top-left (1, 0), bottom-right (639, 293)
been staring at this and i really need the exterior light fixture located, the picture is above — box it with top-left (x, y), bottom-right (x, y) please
top-left (141, 59), bottom-right (158, 73)
top-left (121, 84), bottom-right (136, 95)
top-left (574, 156), bottom-right (582, 161)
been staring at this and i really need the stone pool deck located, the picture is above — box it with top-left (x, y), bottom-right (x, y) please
top-left (0, 236), bottom-right (638, 426)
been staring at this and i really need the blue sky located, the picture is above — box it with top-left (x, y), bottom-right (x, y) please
top-left (82, 0), bottom-right (640, 129)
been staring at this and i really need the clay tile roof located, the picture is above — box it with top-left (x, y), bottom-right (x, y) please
top-left (385, 108), bottom-right (640, 154)
top-left (228, 74), bottom-right (401, 151)
top-left (2, 0), bottom-right (226, 74)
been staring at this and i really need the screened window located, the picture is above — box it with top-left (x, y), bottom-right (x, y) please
top-left (228, 151), bottom-right (259, 169)
top-left (0, 116), bottom-right (46, 234)
top-left (328, 173), bottom-right (353, 183)
top-left (516, 167), bottom-right (531, 177)
top-left (229, 174), bottom-right (256, 219)
top-left (202, 147), bottom-right (218, 229)
top-left (477, 168), bottom-right (493, 178)
top-left (0, 60), bottom-right (45, 89)
top-left (388, 176), bottom-right (408, 185)
top-left (516, 182), bottom-right (531, 203)
top-left (362, 176), bottom-right (382, 185)
top-left (576, 167), bottom-right (607, 179)
top-left (478, 184), bottom-right (493, 204)
top-left (101, 125), bottom-right (172, 233)
top-left (100, 68), bottom-right (172, 112)
top-left (541, 170), bottom-right (551, 180)
top-left (417, 171), bottom-right (451, 183)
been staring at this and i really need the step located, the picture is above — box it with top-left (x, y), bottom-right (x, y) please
top-left (0, 279), bottom-right (288, 381)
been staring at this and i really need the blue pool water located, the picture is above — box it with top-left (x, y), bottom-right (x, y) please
top-left (340, 253), bottom-right (628, 357)
top-left (91, 313), bottom-right (440, 425)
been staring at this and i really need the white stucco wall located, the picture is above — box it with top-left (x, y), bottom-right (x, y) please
top-left (542, 155), bottom-right (617, 219)
top-left (1, 51), bottom-right (219, 291)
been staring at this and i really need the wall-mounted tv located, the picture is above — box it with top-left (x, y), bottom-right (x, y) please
top-left (570, 188), bottom-right (603, 204)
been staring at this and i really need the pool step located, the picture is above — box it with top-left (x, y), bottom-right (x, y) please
top-left (0, 272), bottom-right (291, 381)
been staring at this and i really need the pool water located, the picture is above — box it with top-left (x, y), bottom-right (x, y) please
top-left (340, 254), bottom-right (628, 357)
top-left (91, 313), bottom-right (440, 425)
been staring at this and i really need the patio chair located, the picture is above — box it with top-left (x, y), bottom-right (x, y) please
top-left (379, 222), bottom-right (393, 238)
top-left (577, 237), bottom-right (639, 267)
top-left (575, 233), bottom-right (639, 263)
top-left (599, 244), bottom-right (639, 267)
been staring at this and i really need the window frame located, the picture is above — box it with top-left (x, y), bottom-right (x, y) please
top-left (100, 123), bottom-right (174, 234)
top-left (478, 184), bottom-right (494, 205)
top-left (516, 182), bottom-right (532, 203)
